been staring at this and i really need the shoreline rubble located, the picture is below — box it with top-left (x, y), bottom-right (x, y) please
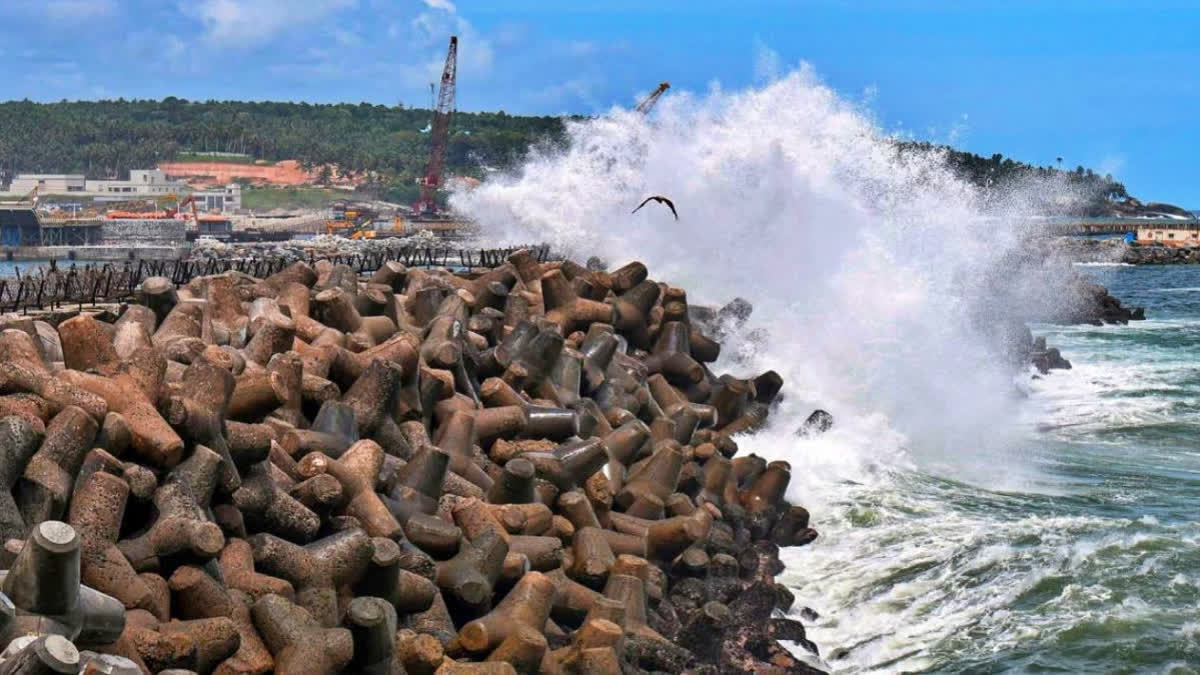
top-left (0, 248), bottom-right (826, 674)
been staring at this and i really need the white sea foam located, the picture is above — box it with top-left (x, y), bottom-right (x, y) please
top-left (450, 60), bottom-right (1170, 672)
top-left (454, 62), bottom-right (1073, 484)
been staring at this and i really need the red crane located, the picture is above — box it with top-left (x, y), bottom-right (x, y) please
top-left (635, 81), bottom-right (670, 115)
top-left (415, 36), bottom-right (457, 216)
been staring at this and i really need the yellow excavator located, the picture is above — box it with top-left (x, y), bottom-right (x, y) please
top-left (326, 203), bottom-right (406, 239)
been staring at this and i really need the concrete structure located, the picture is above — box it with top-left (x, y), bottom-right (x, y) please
top-left (2, 242), bottom-right (188, 262)
top-left (1, 206), bottom-right (190, 263)
top-left (86, 169), bottom-right (187, 196)
top-left (7, 174), bottom-right (87, 194)
top-left (1039, 216), bottom-right (1200, 236)
top-left (100, 218), bottom-right (187, 246)
top-left (194, 216), bottom-right (233, 239)
top-left (192, 183), bottom-right (242, 212)
top-left (36, 219), bottom-right (102, 246)
top-left (0, 207), bottom-right (41, 246)
top-left (1136, 222), bottom-right (1200, 245)
top-left (2, 207), bottom-right (185, 256)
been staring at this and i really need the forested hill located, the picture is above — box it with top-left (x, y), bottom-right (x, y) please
top-left (895, 141), bottom-right (1163, 218)
top-left (0, 99), bottom-right (570, 203)
top-left (0, 99), bottom-right (1167, 215)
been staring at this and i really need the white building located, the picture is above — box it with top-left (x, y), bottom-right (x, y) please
top-left (192, 183), bottom-right (242, 213)
top-left (1136, 222), bottom-right (1200, 245)
top-left (4, 171), bottom-right (241, 212)
top-left (86, 169), bottom-right (188, 196)
top-left (7, 174), bottom-right (87, 194)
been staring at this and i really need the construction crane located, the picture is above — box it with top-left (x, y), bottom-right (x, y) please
top-left (635, 81), bottom-right (670, 115)
top-left (414, 36), bottom-right (458, 217)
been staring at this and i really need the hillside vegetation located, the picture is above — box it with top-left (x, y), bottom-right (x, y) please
top-left (0, 99), bottom-right (1157, 214)
top-left (0, 99), bottom-right (568, 205)
top-left (897, 141), bottom-right (1140, 217)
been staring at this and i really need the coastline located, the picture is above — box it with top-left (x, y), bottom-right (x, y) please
top-left (1052, 237), bottom-right (1200, 265)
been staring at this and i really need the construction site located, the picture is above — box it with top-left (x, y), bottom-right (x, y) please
top-left (0, 36), bottom-right (471, 263)
top-left (0, 36), bottom-right (672, 270)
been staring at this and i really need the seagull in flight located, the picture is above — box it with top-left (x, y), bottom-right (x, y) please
top-left (632, 195), bottom-right (678, 220)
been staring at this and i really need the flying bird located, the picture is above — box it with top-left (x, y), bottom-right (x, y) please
top-left (632, 195), bottom-right (678, 220)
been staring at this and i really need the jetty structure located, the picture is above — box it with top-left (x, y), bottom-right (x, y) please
top-left (0, 204), bottom-right (189, 262)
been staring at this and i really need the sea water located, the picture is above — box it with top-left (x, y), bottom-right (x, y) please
top-left (451, 61), bottom-right (1198, 672)
top-left (0, 259), bottom-right (105, 278)
top-left (778, 263), bottom-right (1200, 672)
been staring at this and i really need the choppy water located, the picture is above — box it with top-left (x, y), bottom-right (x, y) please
top-left (781, 264), bottom-right (1200, 673)
top-left (449, 57), bottom-right (1198, 673)
top-left (0, 259), bottom-right (104, 278)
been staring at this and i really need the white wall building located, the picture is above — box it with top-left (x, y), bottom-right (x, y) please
top-left (192, 183), bottom-right (242, 213)
top-left (86, 169), bottom-right (188, 196)
top-left (4, 171), bottom-right (240, 212)
top-left (7, 174), bottom-right (87, 194)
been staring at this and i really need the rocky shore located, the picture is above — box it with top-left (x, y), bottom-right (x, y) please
top-left (1049, 236), bottom-right (1200, 266)
top-left (1122, 245), bottom-right (1200, 265)
top-left (0, 249), bottom-right (824, 674)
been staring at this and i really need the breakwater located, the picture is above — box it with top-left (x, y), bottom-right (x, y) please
top-left (0, 244), bottom-right (552, 315)
top-left (1049, 237), bottom-right (1200, 265)
top-left (1122, 245), bottom-right (1200, 264)
top-left (0, 248), bottom-right (821, 673)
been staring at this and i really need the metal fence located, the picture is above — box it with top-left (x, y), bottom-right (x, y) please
top-left (0, 243), bottom-right (553, 315)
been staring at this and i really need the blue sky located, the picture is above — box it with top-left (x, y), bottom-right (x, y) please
top-left (0, 1), bottom-right (1196, 205)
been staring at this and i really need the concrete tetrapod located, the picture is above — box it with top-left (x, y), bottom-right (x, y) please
top-left (0, 248), bottom-right (825, 674)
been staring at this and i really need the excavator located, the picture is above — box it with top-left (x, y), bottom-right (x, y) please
top-left (325, 203), bottom-right (407, 239)
top-left (176, 194), bottom-right (199, 223)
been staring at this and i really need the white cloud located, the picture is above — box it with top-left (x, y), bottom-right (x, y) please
top-left (183, 0), bottom-right (357, 48)
top-left (528, 76), bottom-right (600, 111)
top-left (399, 0), bottom-right (494, 88)
top-left (397, 54), bottom-right (451, 91)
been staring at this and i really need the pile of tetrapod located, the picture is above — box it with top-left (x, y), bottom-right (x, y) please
top-left (0, 249), bottom-right (821, 674)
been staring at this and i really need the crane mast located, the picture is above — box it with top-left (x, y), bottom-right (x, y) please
top-left (635, 81), bottom-right (670, 115)
top-left (415, 36), bottom-right (457, 216)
